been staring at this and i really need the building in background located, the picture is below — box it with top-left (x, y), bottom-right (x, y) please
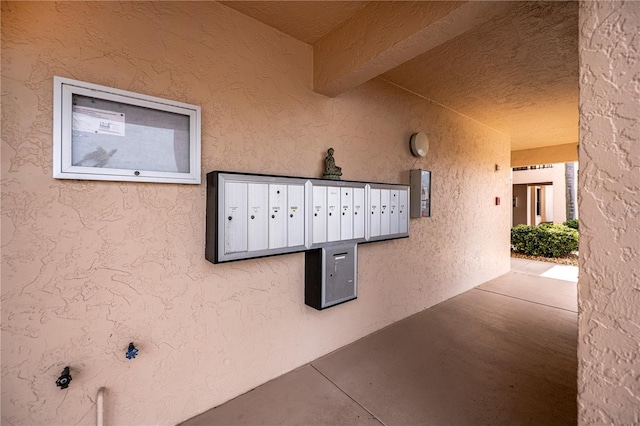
top-left (512, 162), bottom-right (578, 226)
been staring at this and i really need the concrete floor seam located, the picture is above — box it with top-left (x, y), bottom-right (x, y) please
top-left (309, 363), bottom-right (387, 426)
top-left (473, 287), bottom-right (578, 314)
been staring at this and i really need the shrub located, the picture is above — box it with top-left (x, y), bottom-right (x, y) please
top-left (511, 224), bottom-right (578, 258)
top-left (511, 224), bottom-right (535, 254)
top-left (563, 219), bottom-right (579, 230)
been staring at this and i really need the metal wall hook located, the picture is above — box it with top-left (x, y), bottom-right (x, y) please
top-left (126, 342), bottom-right (139, 360)
top-left (56, 366), bottom-right (72, 389)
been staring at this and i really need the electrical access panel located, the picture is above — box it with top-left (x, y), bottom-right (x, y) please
top-left (410, 169), bottom-right (431, 218)
top-left (305, 243), bottom-right (357, 310)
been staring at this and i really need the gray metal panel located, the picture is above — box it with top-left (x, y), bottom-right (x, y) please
top-left (321, 243), bottom-right (357, 308)
top-left (410, 169), bottom-right (431, 218)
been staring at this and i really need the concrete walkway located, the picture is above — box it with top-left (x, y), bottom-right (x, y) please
top-left (181, 259), bottom-right (578, 426)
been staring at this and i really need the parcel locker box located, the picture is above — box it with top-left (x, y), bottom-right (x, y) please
top-left (305, 243), bottom-right (357, 310)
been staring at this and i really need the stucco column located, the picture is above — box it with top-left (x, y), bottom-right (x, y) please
top-left (578, 1), bottom-right (640, 424)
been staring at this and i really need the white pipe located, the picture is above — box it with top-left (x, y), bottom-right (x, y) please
top-left (97, 387), bottom-right (105, 426)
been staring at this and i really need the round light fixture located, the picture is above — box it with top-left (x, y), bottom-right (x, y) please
top-left (409, 132), bottom-right (429, 157)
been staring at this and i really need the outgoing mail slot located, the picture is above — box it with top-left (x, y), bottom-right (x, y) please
top-left (326, 186), bottom-right (340, 242)
top-left (389, 190), bottom-right (399, 235)
top-left (269, 184), bottom-right (287, 249)
top-left (369, 188), bottom-right (381, 238)
top-left (353, 188), bottom-right (365, 239)
top-left (380, 189), bottom-right (390, 235)
top-left (340, 188), bottom-right (353, 240)
top-left (305, 242), bottom-right (357, 310)
top-left (312, 186), bottom-right (327, 244)
top-left (287, 185), bottom-right (305, 247)
top-left (247, 183), bottom-right (268, 251)
top-left (224, 181), bottom-right (248, 254)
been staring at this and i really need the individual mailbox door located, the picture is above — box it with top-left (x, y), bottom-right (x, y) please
top-left (389, 190), bottom-right (399, 235)
top-left (353, 188), bottom-right (365, 239)
top-left (380, 189), bottom-right (390, 235)
top-left (398, 189), bottom-right (408, 234)
top-left (312, 186), bottom-right (327, 244)
top-left (369, 188), bottom-right (381, 237)
top-left (269, 184), bottom-right (287, 249)
top-left (247, 183), bottom-right (268, 251)
top-left (287, 185), bottom-right (305, 247)
top-left (224, 181), bottom-right (248, 254)
top-left (340, 188), bottom-right (353, 240)
top-left (326, 186), bottom-right (340, 242)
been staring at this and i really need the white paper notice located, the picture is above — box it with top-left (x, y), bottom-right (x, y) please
top-left (73, 106), bottom-right (125, 136)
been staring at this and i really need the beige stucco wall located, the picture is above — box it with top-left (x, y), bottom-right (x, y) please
top-left (578, 1), bottom-right (640, 424)
top-left (1, 2), bottom-right (510, 424)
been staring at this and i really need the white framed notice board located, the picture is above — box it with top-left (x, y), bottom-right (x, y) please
top-left (53, 76), bottom-right (201, 184)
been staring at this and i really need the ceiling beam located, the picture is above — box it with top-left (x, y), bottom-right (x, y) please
top-left (313, 1), bottom-right (511, 97)
top-left (511, 143), bottom-right (579, 168)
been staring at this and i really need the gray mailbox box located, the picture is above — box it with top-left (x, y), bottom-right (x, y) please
top-left (305, 243), bottom-right (357, 310)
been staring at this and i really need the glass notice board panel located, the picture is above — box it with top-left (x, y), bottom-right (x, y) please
top-left (53, 76), bottom-right (201, 184)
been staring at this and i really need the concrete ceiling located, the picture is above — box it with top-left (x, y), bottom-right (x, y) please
top-left (221, 1), bottom-right (579, 153)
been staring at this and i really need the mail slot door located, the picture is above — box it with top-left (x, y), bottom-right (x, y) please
top-left (353, 187), bottom-right (365, 239)
top-left (326, 186), bottom-right (340, 242)
top-left (389, 190), bottom-right (399, 235)
top-left (369, 188), bottom-right (381, 238)
top-left (312, 186), bottom-right (327, 244)
top-left (269, 184), bottom-right (287, 249)
top-left (247, 183), bottom-right (268, 251)
top-left (380, 189), bottom-right (390, 236)
top-left (398, 189), bottom-right (409, 234)
top-left (224, 181), bottom-right (248, 254)
top-left (340, 187), bottom-right (353, 240)
top-left (287, 185), bottom-right (305, 247)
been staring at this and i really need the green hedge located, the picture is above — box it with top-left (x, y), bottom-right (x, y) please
top-left (511, 224), bottom-right (579, 258)
top-left (563, 219), bottom-right (579, 230)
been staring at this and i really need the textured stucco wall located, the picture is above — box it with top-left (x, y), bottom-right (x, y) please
top-left (1, 2), bottom-right (510, 425)
top-left (578, 1), bottom-right (640, 424)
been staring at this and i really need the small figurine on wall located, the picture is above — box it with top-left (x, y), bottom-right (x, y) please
top-left (323, 148), bottom-right (342, 180)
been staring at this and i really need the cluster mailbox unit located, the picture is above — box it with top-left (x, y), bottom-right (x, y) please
top-left (205, 171), bottom-right (410, 309)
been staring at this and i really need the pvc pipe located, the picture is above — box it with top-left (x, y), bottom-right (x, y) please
top-left (97, 387), bottom-right (105, 426)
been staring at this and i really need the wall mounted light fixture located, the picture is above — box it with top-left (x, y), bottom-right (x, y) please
top-left (409, 132), bottom-right (429, 158)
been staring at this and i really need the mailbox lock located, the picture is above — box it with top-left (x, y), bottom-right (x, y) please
top-left (314, 213), bottom-right (318, 217)
top-left (228, 216), bottom-right (232, 220)
top-left (251, 215), bottom-right (255, 219)
top-left (271, 215), bottom-right (275, 219)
